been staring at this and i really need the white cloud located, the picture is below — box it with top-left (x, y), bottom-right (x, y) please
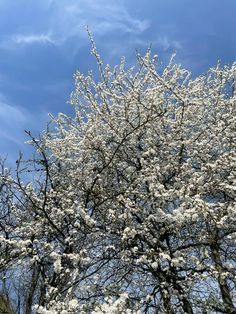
top-left (0, 98), bottom-right (50, 165)
top-left (0, 98), bottom-right (48, 145)
top-left (47, 0), bottom-right (150, 42)
top-left (156, 36), bottom-right (182, 52)
top-left (0, 101), bottom-right (28, 143)
top-left (0, 1), bottom-right (150, 51)
top-left (12, 33), bottom-right (56, 45)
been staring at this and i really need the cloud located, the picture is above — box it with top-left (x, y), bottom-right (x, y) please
top-left (44, 0), bottom-right (150, 42)
top-left (0, 96), bottom-right (48, 146)
top-left (0, 95), bottom-right (25, 120)
top-left (0, 1), bottom-right (150, 52)
top-left (156, 36), bottom-right (182, 52)
top-left (12, 33), bottom-right (56, 45)
top-left (0, 97), bottom-right (50, 166)
top-left (0, 101), bottom-right (29, 144)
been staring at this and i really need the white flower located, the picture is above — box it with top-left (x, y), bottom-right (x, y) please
top-left (53, 258), bottom-right (62, 274)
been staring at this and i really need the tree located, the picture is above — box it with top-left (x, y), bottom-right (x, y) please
top-left (0, 42), bottom-right (236, 313)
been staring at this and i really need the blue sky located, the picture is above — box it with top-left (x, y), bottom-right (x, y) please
top-left (0, 0), bottom-right (235, 164)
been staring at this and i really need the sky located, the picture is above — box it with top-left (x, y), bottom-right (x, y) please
top-left (0, 0), bottom-right (235, 165)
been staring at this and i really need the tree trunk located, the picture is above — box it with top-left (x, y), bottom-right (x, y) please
top-left (0, 294), bottom-right (14, 314)
top-left (25, 264), bottom-right (39, 314)
top-left (210, 239), bottom-right (235, 314)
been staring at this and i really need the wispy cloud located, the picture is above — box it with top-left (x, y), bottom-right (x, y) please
top-left (0, 98), bottom-right (50, 166)
top-left (12, 33), bottom-right (56, 45)
top-left (156, 36), bottom-right (182, 52)
top-left (0, 1), bottom-right (150, 52)
top-left (0, 96), bottom-right (48, 150)
top-left (0, 101), bottom-right (29, 144)
top-left (44, 0), bottom-right (150, 42)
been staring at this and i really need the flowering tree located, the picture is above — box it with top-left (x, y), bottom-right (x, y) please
top-left (0, 43), bottom-right (236, 313)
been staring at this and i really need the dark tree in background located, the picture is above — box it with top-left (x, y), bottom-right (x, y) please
top-left (0, 43), bottom-right (236, 313)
